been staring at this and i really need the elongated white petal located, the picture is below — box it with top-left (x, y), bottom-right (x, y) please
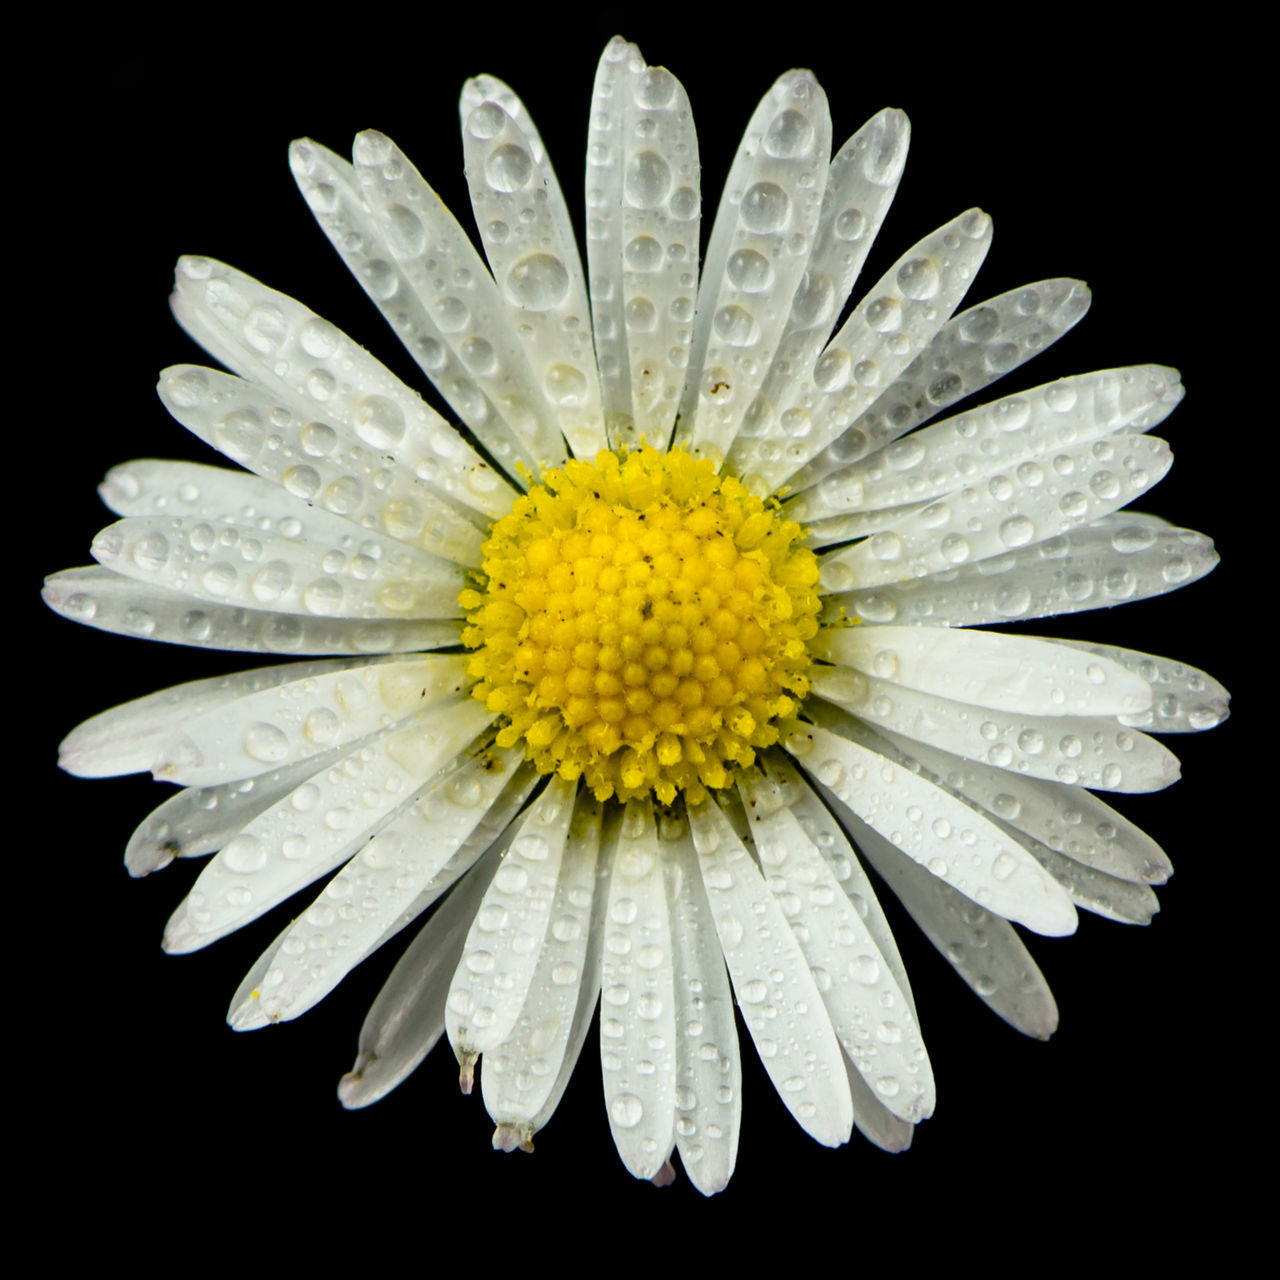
top-left (837, 809), bottom-right (1059, 1040)
top-left (824, 514), bottom-right (1218, 628)
top-left (101, 456), bottom-right (342, 525)
top-left (339, 844), bottom-right (506, 1109)
top-left (586, 37), bottom-right (641, 444)
top-left (813, 625), bottom-right (1152, 717)
top-left (58, 657), bottom-right (364, 778)
top-left (810, 666), bottom-right (1179, 792)
top-left (599, 801), bottom-right (678, 1180)
top-left (754, 209), bottom-right (993, 493)
top-left (92, 510), bottom-right (467, 622)
top-left (525, 823), bottom-right (612, 1136)
top-left (159, 366), bottom-right (493, 559)
top-left (1047, 639), bottom-right (1230, 733)
top-left (784, 720), bottom-right (1077, 936)
top-left (792, 364), bottom-right (1182, 522)
top-left (482, 794), bottom-right (603, 1138)
top-left (787, 278), bottom-right (1092, 493)
top-left (461, 79), bottom-right (604, 460)
top-left (804, 499), bottom-right (932, 549)
top-left (738, 770), bottom-right (933, 1122)
top-left (845, 1055), bottom-right (915, 1153)
top-left (169, 255), bottom-right (513, 518)
top-left (688, 799), bottom-right (854, 1147)
top-left (290, 141), bottom-right (540, 482)
top-left (1019, 836), bottom-right (1159, 925)
top-left (163, 698), bottom-right (491, 950)
top-left (232, 746), bottom-right (524, 1027)
top-left (44, 565), bottom-right (462, 657)
top-left (282, 766), bottom-right (539, 1045)
top-left (824, 710), bottom-right (1165, 922)
top-left (586, 38), bottom-right (700, 449)
top-left (448, 776), bottom-right (578, 1055)
top-left (678, 70), bottom-right (831, 462)
top-left (330, 131), bottom-right (572, 477)
top-left (664, 814), bottom-right (741, 1195)
top-left (783, 108), bottom-right (909, 351)
top-left (156, 655), bottom-right (469, 785)
top-left (869, 724), bottom-right (1172, 884)
top-left (819, 434), bottom-right (1172, 593)
top-left (377, 764), bottom-right (540, 956)
top-left (728, 108), bottom-right (910, 482)
top-left (124, 742), bottom-right (369, 876)
top-left (755, 752), bottom-right (914, 1016)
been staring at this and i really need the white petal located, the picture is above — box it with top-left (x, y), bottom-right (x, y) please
top-left (1019, 837), bottom-right (1159, 925)
top-left (1045, 639), bottom-right (1230, 733)
top-left (155, 654), bottom-right (470, 785)
top-left (792, 364), bottom-right (1182, 522)
top-left (688, 798), bottom-right (854, 1147)
top-left (678, 70), bottom-right (831, 463)
top-left (159, 366), bottom-right (495, 558)
top-left (163, 698), bottom-right (491, 950)
top-left (787, 278), bottom-right (1092, 493)
top-left (784, 719), bottom-right (1077, 936)
top-left (845, 1055), bottom-right (915, 1154)
top-left (803, 499), bottom-right (933, 549)
top-left (738, 770), bottom-right (934, 1122)
top-left (292, 132), bottom-right (565, 479)
top-left (525, 822), bottom-right (612, 1135)
top-left (447, 775), bottom-right (578, 1054)
top-left (58, 657), bottom-right (366, 778)
top-left (169, 255), bottom-right (513, 520)
top-left (231, 745), bottom-right (524, 1027)
top-left (481, 794), bottom-right (603, 1137)
top-left (101, 456), bottom-right (346, 524)
top-left (44, 565), bottom-right (462, 656)
top-left (868, 725), bottom-right (1172, 884)
top-left (830, 714), bottom-right (1165, 923)
top-left (818, 434), bottom-right (1173, 593)
top-left (586, 37), bottom-right (643, 445)
top-left (755, 752), bottom-right (915, 1017)
top-left (338, 844), bottom-right (506, 1109)
top-left (838, 809), bottom-right (1059, 1040)
top-left (92, 511), bottom-right (467, 621)
top-left (825, 514), bottom-right (1218, 628)
top-left (461, 78), bottom-right (605, 460)
top-left (124, 744), bottom-right (364, 877)
top-left (810, 668), bottom-right (1179, 792)
top-left (750, 209), bottom-right (993, 493)
top-left (585, 39), bottom-right (701, 449)
top-left (812, 625), bottom-right (1153, 717)
top-left (727, 106), bottom-right (909, 479)
top-left (665, 813), bottom-right (741, 1196)
top-left (599, 801), bottom-right (678, 1180)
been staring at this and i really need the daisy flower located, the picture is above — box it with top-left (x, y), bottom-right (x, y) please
top-left (45, 35), bottom-right (1227, 1193)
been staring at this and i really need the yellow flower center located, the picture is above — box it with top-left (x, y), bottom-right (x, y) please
top-left (461, 447), bottom-right (820, 805)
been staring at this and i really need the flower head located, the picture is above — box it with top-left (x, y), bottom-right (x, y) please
top-left (46, 35), bottom-right (1227, 1194)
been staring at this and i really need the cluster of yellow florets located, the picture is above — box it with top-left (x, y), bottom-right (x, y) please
top-left (461, 447), bottom-right (820, 804)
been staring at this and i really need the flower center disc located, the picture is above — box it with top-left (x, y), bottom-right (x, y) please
top-left (462, 448), bottom-right (820, 804)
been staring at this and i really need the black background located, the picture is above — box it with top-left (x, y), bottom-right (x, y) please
top-left (29, 11), bottom-right (1252, 1257)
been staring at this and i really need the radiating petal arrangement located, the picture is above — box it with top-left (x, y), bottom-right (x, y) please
top-left (46, 35), bottom-right (1227, 1193)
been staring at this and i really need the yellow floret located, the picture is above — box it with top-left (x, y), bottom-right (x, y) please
top-left (462, 446), bottom-right (819, 803)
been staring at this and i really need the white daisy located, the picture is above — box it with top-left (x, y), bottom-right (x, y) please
top-left (45, 36), bottom-right (1228, 1193)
